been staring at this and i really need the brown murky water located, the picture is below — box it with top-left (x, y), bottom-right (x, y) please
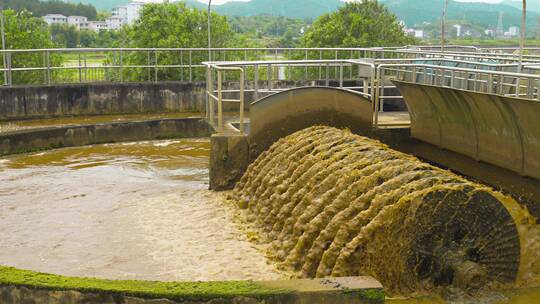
top-left (0, 113), bottom-right (202, 133)
top-left (0, 139), bottom-right (282, 282)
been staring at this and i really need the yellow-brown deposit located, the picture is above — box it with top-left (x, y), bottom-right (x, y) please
top-left (230, 126), bottom-right (540, 296)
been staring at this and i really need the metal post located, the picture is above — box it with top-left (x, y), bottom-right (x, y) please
top-left (518, 0), bottom-right (526, 72)
top-left (267, 64), bottom-right (272, 91)
top-left (441, 0), bottom-right (449, 55)
top-left (208, 67), bottom-right (214, 124)
top-left (46, 51), bottom-right (51, 85)
top-left (239, 68), bottom-right (245, 133)
top-left (78, 53), bottom-right (82, 83)
top-left (119, 49), bottom-right (124, 83)
top-left (339, 63), bottom-right (343, 88)
top-left (254, 64), bottom-right (259, 100)
top-left (189, 50), bottom-right (192, 82)
top-left (304, 50), bottom-right (308, 80)
top-left (217, 70), bottom-right (223, 132)
top-left (154, 51), bottom-right (158, 83)
top-left (0, 8), bottom-right (6, 86)
top-left (207, 0), bottom-right (212, 62)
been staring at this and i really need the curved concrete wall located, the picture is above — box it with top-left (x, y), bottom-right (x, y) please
top-left (0, 118), bottom-right (211, 156)
top-left (394, 80), bottom-right (540, 180)
top-left (248, 87), bottom-right (374, 158)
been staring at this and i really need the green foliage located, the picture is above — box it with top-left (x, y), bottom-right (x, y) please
top-left (229, 16), bottom-right (307, 47)
top-left (50, 24), bottom-right (121, 48)
top-left (1, 9), bottom-right (61, 85)
top-left (118, 2), bottom-right (253, 82)
top-left (65, 0), bottom-right (130, 12)
top-left (301, 1), bottom-right (416, 48)
top-left (0, 0), bottom-right (97, 19)
top-left (0, 266), bottom-right (292, 301)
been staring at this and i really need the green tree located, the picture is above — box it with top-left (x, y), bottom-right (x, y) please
top-left (120, 2), bottom-right (240, 81)
top-left (301, 0), bottom-right (415, 48)
top-left (1, 9), bottom-right (61, 85)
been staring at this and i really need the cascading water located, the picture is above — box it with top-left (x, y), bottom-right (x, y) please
top-left (229, 126), bottom-right (540, 296)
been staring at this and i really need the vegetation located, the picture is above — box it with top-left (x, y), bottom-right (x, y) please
top-left (229, 16), bottom-right (308, 47)
top-left (117, 2), bottom-right (256, 81)
top-left (1, 9), bottom-right (61, 85)
top-left (0, 266), bottom-right (291, 301)
top-left (51, 24), bottom-right (121, 48)
top-left (0, 0), bottom-right (97, 19)
top-left (301, 1), bottom-right (416, 48)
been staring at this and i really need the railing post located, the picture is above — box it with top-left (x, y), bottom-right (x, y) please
top-left (487, 74), bottom-right (494, 94)
top-left (179, 50), bottom-right (183, 81)
top-left (84, 52), bottom-right (87, 82)
top-left (46, 51), bottom-right (51, 86)
top-left (239, 68), bottom-right (245, 133)
top-left (189, 50), bottom-right (192, 82)
top-left (267, 64), bottom-right (272, 91)
top-left (7, 52), bottom-right (11, 86)
top-left (154, 51), bottom-right (158, 83)
top-left (515, 77), bottom-right (520, 97)
top-left (78, 53), bottom-right (82, 83)
top-left (325, 63), bottom-right (329, 87)
top-left (208, 67), bottom-right (214, 125)
top-left (254, 64), bottom-right (259, 100)
top-left (527, 77), bottom-right (534, 99)
top-left (304, 50), bottom-right (308, 80)
top-left (339, 63), bottom-right (343, 88)
top-left (217, 70), bottom-right (223, 132)
top-left (120, 49), bottom-right (124, 83)
top-left (2, 50), bottom-right (6, 86)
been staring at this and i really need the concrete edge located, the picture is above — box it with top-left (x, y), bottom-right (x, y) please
top-left (0, 266), bottom-right (384, 304)
top-left (0, 118), bottom-right (213, 156)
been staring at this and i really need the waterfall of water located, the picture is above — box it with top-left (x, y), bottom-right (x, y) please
top-left (230, 126), bottom-right (540, 295)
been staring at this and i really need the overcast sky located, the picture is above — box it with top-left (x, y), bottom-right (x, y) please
top-left (196, 0), bottom-right (519, 4)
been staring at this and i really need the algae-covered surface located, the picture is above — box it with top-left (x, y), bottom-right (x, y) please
top-left (0, 266), bottom-right (291, 301)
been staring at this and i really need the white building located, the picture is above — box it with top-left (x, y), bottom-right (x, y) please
top-left (508, 26), bottom-right (520, 37)
top-left (106, 16), bottom-right (124, 30)
top-left (67, 16), bottom-right (89, 30)
top-left (43, 14), bottom-right (67, 25)
top-left (112, 2), bottom-right (145, 26)
top-left (413, 30), bottom-right (424, 39)
top-left (453, 24), bottom-right (462, 37)
top-left (89, 21), bottom-right (109, 32)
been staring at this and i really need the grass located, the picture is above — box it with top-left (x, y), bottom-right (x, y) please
top-left (0, 266), bottom-right (292, 301)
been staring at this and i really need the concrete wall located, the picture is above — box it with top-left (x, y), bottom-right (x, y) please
top-left (0, 82), bottom-right (207, 120)
top-left (394, 80), bottom-right (540, 181)
top-left (0, 81), bottom-right (335, 121)
top-left (248, 87), bottom-right (374, 159)
top-left (0, 118), bottom-right (212, 156)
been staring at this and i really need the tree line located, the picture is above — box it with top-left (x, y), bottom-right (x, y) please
top-left (2, 1), bottom-right (415, 84)
top-left (0, 0), bottom-right (97, 19)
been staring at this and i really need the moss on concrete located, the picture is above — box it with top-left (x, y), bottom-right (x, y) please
top-left (0, 266), bottom-right (292, 302)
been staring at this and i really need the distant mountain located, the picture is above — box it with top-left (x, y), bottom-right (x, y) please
top-left (380, 0), bottom-right (538, 28)
top-left (501, 0), bottom-right (540, 14)
top-left (65, 1), bottom-right (130, 11)
top-left (62, 0), bottom-right (540, 30)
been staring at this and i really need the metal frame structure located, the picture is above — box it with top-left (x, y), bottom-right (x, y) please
top-left (4, 46), bottom-right (540, 86)
top-left (203, 56), bottom-right (540, 132)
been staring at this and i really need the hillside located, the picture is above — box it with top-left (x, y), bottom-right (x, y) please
top-left (65, 0), bottom-right (130, 11)
top-left (0, 0), bottom-right (97, 19)
top-left (381, 0), bottom-right (538, 28)
top-left (502, 0), bottom-right (540, 14)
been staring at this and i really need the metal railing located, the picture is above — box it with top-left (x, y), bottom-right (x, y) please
top-left (2, 46), bottom-right (540, 87)
top-left (204, 56), bottom-right (540, 132)
top-left (372, 63), bottom-right (540, 128)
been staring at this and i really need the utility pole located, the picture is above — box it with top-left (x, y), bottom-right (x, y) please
top-left (441, 0), bottom-right (448, 54)
top-left (207, 0), bottom-right (212, 62)
top-left (519, 0), bottom-right (526, 72)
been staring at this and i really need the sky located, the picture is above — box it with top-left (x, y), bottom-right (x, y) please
top-left (195, 0), bottom-right (522, 4)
